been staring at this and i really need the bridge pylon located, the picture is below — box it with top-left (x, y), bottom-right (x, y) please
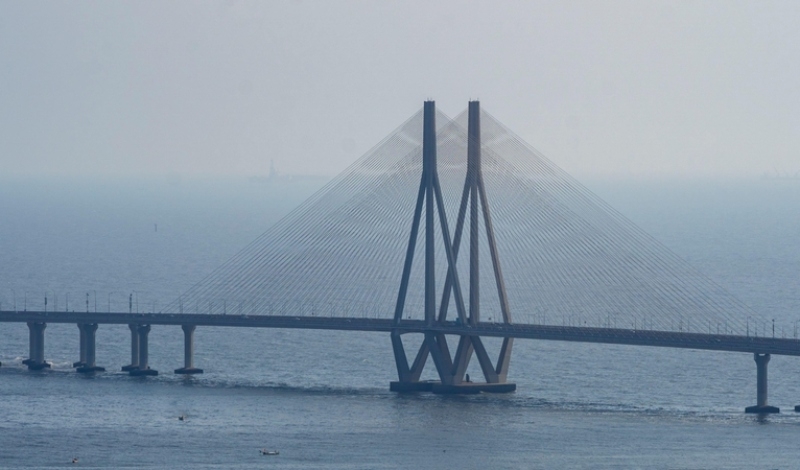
top-left (390, 101), bottom-right (515, 394)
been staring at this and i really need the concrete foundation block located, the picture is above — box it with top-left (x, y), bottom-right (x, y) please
top-left (745, 405), bottom-right (779, 414)
top-left (389, 381), bottom-right (435, 392)
top-left (432, 382), bottom-right (516, 394)
top-left (129, 367), bottom-right (158, 377)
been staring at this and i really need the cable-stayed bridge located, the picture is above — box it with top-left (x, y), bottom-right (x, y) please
top-left (1, 101), bottom-right (795, 413)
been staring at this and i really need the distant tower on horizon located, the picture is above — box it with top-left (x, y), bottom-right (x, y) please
top-left (269, 159), bottom-right (277, 179)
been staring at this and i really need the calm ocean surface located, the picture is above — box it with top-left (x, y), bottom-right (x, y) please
top-left (1, 176), bottom-right (799, 469)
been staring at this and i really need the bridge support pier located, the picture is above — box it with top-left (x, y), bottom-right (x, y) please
top-left (73, 323), bottom-right (87, 368)
top-left (76, 323), bottom-right (105, 373)
top-left (129, 324), bottom-right (158, 376)
top-left (174, 325), bottom-right (203, 374)
top-left (745, 353), bottom-right (779, 413)
top-left (121, 323), bottom-right (140, 371)
top-left (24, 322), bottom-right (50, 370)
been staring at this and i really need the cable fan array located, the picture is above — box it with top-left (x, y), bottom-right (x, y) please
top-left (162, 105), bottom-right (766, 342)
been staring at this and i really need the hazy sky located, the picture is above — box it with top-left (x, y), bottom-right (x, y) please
top-left (1, 1), bottom-right (798, 179)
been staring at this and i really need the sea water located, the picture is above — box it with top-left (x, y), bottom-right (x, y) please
top-left (1, 175), bottom-right (799, 469)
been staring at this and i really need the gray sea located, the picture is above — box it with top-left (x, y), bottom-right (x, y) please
top-left (1, 175), bottom-right (799, 469)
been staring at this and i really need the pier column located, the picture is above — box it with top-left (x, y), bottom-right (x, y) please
top-left (23, 321), bottom-right (35, 365)
top-left (76, 323), bottom-right (105, 373)
top-left (174, 325), bottom-right (203, 374)
top-left (121, 324), bottom-right (140, 371)
top-left (130, 324), bottom-right (158, 376)
top-left (73, 323), bottom-right (87, 368)
top-left (745, 353), bottom-right (779, 413)
top-left (25, 322), bottom-right (50, 370)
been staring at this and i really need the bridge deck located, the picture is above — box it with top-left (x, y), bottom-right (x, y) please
top-left (2, 310), bottom-right (799, 357)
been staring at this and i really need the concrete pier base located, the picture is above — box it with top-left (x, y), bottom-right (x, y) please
top-left (745, 404), bottom-right (780, 414)
top-left (26, 322), bottom-right (50, 370)
top-left (389, 381), bottom-right (435, 393)
top-left (745, 353), bottom-right (779, 414)
top-left (174, 325), bottom-right (203, 374)
top-left (390, 380), bottom-right (516, 394)
top-left (121, 324), bottom-right (140, 371)
top-left (432, 382), bottom-right (516, 394)
top-left (128, 324), bottom-right (158, 376)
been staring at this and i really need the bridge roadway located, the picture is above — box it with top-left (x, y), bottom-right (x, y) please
top-left (2, 310), bottom-right (799, 357)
